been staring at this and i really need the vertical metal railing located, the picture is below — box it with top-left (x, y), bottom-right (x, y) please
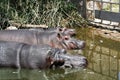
top-left (86, 0), bottom-right (120, 28)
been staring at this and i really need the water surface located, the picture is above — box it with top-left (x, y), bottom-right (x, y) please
top-left (0, 27), bottom-right (120, 80)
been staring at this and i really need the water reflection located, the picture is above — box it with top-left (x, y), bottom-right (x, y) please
top-left (0, 68), bottom-right (86, 80)
top-left (76, 27), bottom-right (120, 80)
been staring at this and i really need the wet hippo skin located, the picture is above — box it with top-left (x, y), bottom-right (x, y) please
top-left (0, 41), bottom-right (87, 69)
top-left (0, 30), bottom-right (85, 50)
top-left (0, 41), bottom-right (66, 69)
top-left (29, 27), bottom-right (76, 36)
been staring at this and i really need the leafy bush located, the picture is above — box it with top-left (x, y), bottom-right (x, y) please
top-left (0, 0), bottom-right (87, 28)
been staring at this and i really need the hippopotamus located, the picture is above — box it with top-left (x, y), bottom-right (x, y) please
top-left (29, 27), bottom-right (76, 36)
top-left (0, 30), bottom-right (85, 50)
top-left (0, 41), bottom-right (87, 69)
top-left (0, 41), bottom-right (65, 69)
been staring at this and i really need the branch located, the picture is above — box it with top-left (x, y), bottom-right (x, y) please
top-left (9, 21), bottom-right (48, 28)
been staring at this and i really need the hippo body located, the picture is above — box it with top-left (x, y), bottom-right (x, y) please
top-left (0, 30), bottom-right (85, 50)
top-left (0, 41), bottom-right (87, 69)
top-left (0, 41), bottom-right (66, 69)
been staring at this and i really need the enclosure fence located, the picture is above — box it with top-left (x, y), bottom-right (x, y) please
top-left (86, 0), bottom-right (120, 31)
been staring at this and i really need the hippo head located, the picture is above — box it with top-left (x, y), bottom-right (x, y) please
top-left (60, 54), bottom-right (88, 68)
top-left (55, 33), bottom-right (85, 50)
top-left (46, 48), bottom-right (88, 69)
top-left (57, 27), bottom-right (76, 36)
top-left (46, 48), bottom-right (67, 68)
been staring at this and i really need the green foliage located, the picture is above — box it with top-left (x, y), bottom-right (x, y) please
top-left (0, 0), bottom-right (87, 28)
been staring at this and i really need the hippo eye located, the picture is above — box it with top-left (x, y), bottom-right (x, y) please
top-left (64, 37), bottom-right (69, 40)
top-left (59, 28), bottom-right (62, 31)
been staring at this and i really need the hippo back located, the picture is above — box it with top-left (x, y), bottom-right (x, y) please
top-left (0, 30), bottom-right (38, 45)
top-left (0, 30), bottom-right (85, 50)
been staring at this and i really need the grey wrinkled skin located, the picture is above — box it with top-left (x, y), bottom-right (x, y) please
top-left (60, 54), bottom-right (88, 68)
top-left (0, 41), bottom-right (87, 69)
top-left (0, 41), bottom-right (66, 69)
top-left (28, 27), bottom-right (76, 36)
top-left (0, 30), bottom-right (85, 50)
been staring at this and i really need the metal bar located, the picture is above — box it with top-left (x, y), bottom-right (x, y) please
top-left (118, 0), bottom-right (120, 26)
top-left (87, 0), bottom-right (120, 28)
top-left (110, 0), bottom-right (112, 24)
top-left (101, 0), bottom-right (103, 23)
top-left (119, 0), bottom-right (120, 12)
top-left (95, 10), bottom-right (120, 22)
top-left (96, 1), bottom-right (120, 4)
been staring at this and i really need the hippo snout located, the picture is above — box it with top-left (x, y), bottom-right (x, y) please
top-left (77, 40), bottom-right (86, 49)
top-left (67, 40), bottom-right (85, 50)
top-left (70, 56), bottom-right (88, 68)
top-left (72, 57), bottom-right (88, 68)
top-left (60, 54), bottom-right (88, 69)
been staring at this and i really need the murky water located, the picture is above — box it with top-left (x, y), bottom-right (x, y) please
top-left (0, 27), bottom-right (120, 80)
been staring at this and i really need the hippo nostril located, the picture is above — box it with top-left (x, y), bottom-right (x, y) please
top-left (63, 63), bottom-right (73, 68)
top-left (65, 65), bottom-right (72, 68)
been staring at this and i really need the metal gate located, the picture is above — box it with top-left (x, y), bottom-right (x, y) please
top-left (87, 0), bottom-right (120, 30)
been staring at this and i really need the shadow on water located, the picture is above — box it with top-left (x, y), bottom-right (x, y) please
top-left (0, 27), bottom-right (120, 80)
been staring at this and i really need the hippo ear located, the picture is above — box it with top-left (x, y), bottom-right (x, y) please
top-left (47, 49), bottom-right (56, 58)
top-left (46, 50), bottom-right (54, 65)
top-left (47, 50), bottom-right (53, 57)
top-left (56, 27), bottom-right (63, 33)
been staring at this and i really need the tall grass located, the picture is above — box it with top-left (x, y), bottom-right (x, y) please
top-left (0, 0), bottom-right (87, 28)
